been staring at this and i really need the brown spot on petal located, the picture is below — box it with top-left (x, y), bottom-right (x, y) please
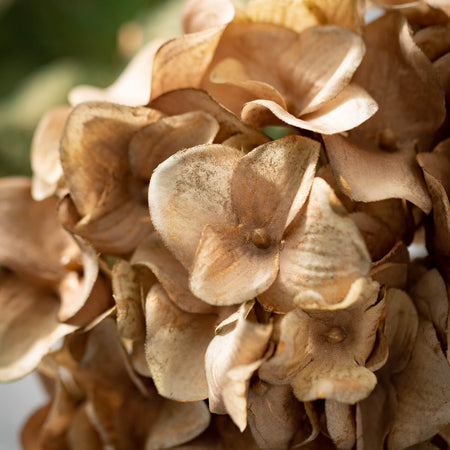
top-left (325, 327), bottom-right (346, 344)
top-left (251, 228), bottom-right (272, 249)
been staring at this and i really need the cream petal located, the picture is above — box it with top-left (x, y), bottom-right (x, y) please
top-left (30, 105), bottom-right (70, 201)
top-left (148, 144), bottom-right (242, 268)
top-left (242, 84), bottom-right (378, 133)
top-left (182, 0), bottom-right (235, 33)
top-left (388, 320), bottom-right (450, 448)
top-left (231, 136), bottom-right (320, 239)
top-left (260, 178), bottom-right (371, 312)
top-left (190, 223), bottom-right (279, 306)
top-left (0, 177), bottom-right (73, 284)
top-left (324, 135), bottom-right (432, 213)
top-left (145, 283), bottom-right (217, 401)
top-left (292, 360), bottom-right (377, 404)
top-left (325, 400), bottom-right (355, 450)
top-left (150, 88), bottom-right (269, 149)
top-left (129, 111), bottom-right (220, 179)
top-left (132, 233), bottom-right (214, 314)
top-left (0, 274), bottom-right (76, 382)
top-left (247, 383), bottom-right (306, 450)
top-left (352, 12), bottom-right (446, 152)
top-left (151, 26), bottom-right (226, 100)
top-left (206, 302), bottom-right (273, 429)
top-left (69, 39), bottom-right (164, 107)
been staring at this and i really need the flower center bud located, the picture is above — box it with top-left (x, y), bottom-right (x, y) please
top-left (325, 327), bottom-right (346, 344)
top-left (377, 128), bottom-right (397, 151)
top-left (251, 228), bottom-right (272, 249)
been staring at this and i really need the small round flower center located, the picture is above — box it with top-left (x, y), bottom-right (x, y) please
top-left (325, 326), bottom-right (346, 344)
top-left (377, 128), bottom-right (397, 151)
top-left (251, 228), bottom-right (272, 249)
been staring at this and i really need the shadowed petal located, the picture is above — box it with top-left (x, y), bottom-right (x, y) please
top-left (183, 0), bottom-right (235, 33)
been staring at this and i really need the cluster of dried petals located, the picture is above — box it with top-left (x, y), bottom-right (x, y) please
top-left (1, 0), bottom-right (450, 448)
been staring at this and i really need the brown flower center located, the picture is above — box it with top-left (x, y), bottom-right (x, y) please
top-left (251, 228), bottom-right (272, 249)
top-left (325, 326), bottom-right (346, 344)
top-left (377, 128), bottom-right (397, 151)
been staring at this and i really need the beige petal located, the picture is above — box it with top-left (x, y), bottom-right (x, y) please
top-left (150, 88), bottom-right (269, 149)
top-left (151, 26), bottom-right (226, 100)
top-left (129, 111), bottom-right (220, 179)
top-left (0, 177), bottom-right (73, 284)
top-left (206, 302), bottom-right (273, 429)
top-left (182, 0), bottom-right (235, 33)
top-left (69, 39), bottom-right (164, 107)
top-left (148, 144), bottom-right (242, 268)
top-left (112, 259), bottom-right (147, 340)
top-left (145, 283), bottom-right (217, 401)
top-left (132, 233), bottom-right (214, 314)
top-left (146, 400), bottom-right (210, 450)
top-left (352, 12), bottom-right (446, 152)
top-left (231, 135), bottom-right (320, 239)
top-left (31, 105), bottom-right (70, 201)
top-left (325, 400), bottom-right (355, 450)
top-left (247, 383), bottom-right (306, 450)
top-left (259, 178), bottom-right (371, 312)
top-left (190, 223), bottom-right (279, 305)
top-left (324, 135), bottom-right (432, 213)
top-left (388, 320), bottom-right (450, 448)
top-left (0, 273), bottom-right (76, 382)
top-left (242, 83), bottom-right (377, 133)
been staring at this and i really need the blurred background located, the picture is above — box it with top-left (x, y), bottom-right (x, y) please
top-left (0, 0), bottom-right (184, 448)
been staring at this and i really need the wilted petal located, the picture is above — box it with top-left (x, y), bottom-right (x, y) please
top-left (206, 302), bottom-right (273, 430)
top-left (0, 274), bottom-right (76, 382)
top-left (150, 88), bottom-right (269, 149)
top-left (151, 26), bottom-right (226, 100)
top-left (388, 320), bottom-right (450, 448)
top-left (260, 178), bottom-right (370, 312)
top-left (149, 144), bottom-right (242, 268)
top-left (231, 136), bottom-right (320, 238)
top-left (352, 11), bottom-right (446, 152)
top-left (414, 25), bottom-right (450, 62)
top-left (325, 400), bottom-right (355, 450)
top-left (129, 111), bottom-right (220, 179)
top-left (182, 0), bottom-right (235, 33)
top-left (31, 105), bottom-right (70, 201)
top-left (69, 40), bottom-right (164, 106)
top-left (21, 404), bottom-right (51, 450)
top-left (67, 405), bottom-right (103, 450)
top-left (145, 283), bottom-right (217, 401)
top-left (190, 223), bottom-right (279, 306)
top-left (324, 135), bottom-right (432, 213)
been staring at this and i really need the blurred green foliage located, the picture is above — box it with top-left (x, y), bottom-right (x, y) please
top-left (0, 0), bottom-right (184, 176)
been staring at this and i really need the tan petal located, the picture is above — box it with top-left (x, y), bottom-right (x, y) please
top-left (69, 39), bottom-right (164, 107)
top-left (145, 283), bottom-right (217, 401)
top-left (231, 136), bottom-right (320, 239)
top-left (148, 144), bottom-right (242, 268)
top-left (324, 135), bottom-right (432, 213)
top-left (151, 26), bottom-right (226, 100)
top-left (150, 88), bottom-right (269, 149)
top-left (259, 178), bottom-right (371, 312)
top-left (129, 111), bottom-right (220, 179)
top-left (111, 259), bottom-right (147, 340)
top-left (146, 400), bottom-right (210, 450)
top-left (414, 25), bottom-right (450, 62)
top-left (132, 233), bottom-right (214, 314)
top-left (182, 0), bottom-right (235, 33)
top-left (206, 302), bottom-right (273, 429)
top-left (0, 273), bottom-right (76, 382)
top-left (0, 177), bottom-right (73, 284)
top-left (352, 12), bottom-right (446, 152)
top-left (190, 223), bottom-right (279, 305)
top-left (31, 105), bottom-right (70, 200)
top-left (433, 51), bottom-right (450, 102)
top-left (242, 83), bottom-right (377, 133)
top-left (247, 383), bottom-right (307, 450)
top-left (67, 405), bottom-right (103, 450)
top-left (388, 320), bottom-right (450, 448)
top-left (21, 404), bottom-right (51, 450)
top-left (325, 400), bottom-right (355, 450)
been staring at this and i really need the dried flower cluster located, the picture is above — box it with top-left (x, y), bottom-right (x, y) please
top-left (1, 0), bottom-right (450, 448)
